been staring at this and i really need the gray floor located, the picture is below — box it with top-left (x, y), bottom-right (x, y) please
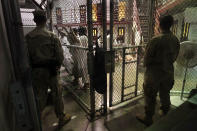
top-left (41, 68), bottom-right (186, 131)
top-left (41, 92), bottom-right (183, 131)
top-left (42, 94), bottom-right (108, 131)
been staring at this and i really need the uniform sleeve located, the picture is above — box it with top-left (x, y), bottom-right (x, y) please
top-left (173, 38), bottom-right (180, 62)
top-left (25, 35), bottom-right (33, 65)
top-left (53, 34), bottom-right (64, 67)
top-left (144, 38), bottom-right (158, 67)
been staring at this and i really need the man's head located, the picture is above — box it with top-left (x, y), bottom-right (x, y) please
top-left (159, 15), bottom-right (174, 31)
top-left (72, 28), bottom-right (78, 35)
top-left (78, 27), bottom-right (87, 36)
top-left (33, 10), bottom-right (47, 25)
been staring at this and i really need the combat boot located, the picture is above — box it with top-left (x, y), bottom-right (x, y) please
top-left (58, 113), bottom-right (71, 129)
top-left (158, 109), bottom-right (168, 117)
top-left (136, 114), bottom-right (153, 126)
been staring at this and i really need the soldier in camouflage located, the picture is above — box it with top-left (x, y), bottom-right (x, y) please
top-left (136, 15), bottom-right (180, 126)
top-left (26, 10), bottom-right (71, 128)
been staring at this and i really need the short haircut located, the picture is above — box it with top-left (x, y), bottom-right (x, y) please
top-left (78, 27), bottom-right (87, 36)
top-left (159, 15), bottom-right (174, 30)
top-left (72, 28), bottom-right (78, 35)
top-left (33, 10), bottom-right (47, 24)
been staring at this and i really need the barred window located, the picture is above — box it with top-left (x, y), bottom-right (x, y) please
top-left (117, 27), bottom-right (125, 43)
top-left (80, 5), bottom-right (86, 23)
top-left (92, 4), bottom-right (97, 22)
top-left (93, 28), bottom-right (97, 37)
top-left (118, 1), bottom-right (126, 21)
top-left (181, 21), bottom-right (190, 41)
top-left (56, 7), bottom-right (62, 24)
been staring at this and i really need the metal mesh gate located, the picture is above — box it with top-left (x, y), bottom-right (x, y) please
top-left (20, 0), bottom-right (197, 119)
top-left (109, 0), bottom-right (150, 107)
top-left (51, 0), bottom-right (151, 113)
top-left (110, 46), bottom-right (144, 106)
top-left (52, 0), bottom-right (106, 117)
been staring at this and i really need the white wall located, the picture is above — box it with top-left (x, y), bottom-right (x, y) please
top-left (173, 12), bottom-right (184, 41)
top-left (173, 7), bottom-right (197, 42)
top-left (185, 7), bottom-right (197, 43)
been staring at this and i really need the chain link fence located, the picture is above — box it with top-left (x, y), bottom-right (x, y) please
top-left (109, 0), bottom-right (149, 106)
top-left (110, 46), bottom-right (145, 106)
top-left (20, 0), bottom-right (197, 118)
top-left (52, 0), bottom-right (106, 115)
top-left (52, 0), bottom-right (151, 110)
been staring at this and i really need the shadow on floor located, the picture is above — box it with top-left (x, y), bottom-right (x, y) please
top-left (41, 93), bottom-right (178, 131)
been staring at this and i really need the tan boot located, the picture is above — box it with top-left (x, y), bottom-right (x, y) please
top-left (136, 114), bottom-right (153, 126)
top-left (58, 113), bottom-right (71, 129)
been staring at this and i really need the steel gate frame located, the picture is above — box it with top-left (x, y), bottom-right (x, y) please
top-left (53, 0), bottom-right (156, 118)
top-left (107, 0), bottom-right (155, 108)
top-left (109, 45), bottom-right (144, 107)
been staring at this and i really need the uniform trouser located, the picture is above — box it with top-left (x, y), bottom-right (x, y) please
top-left (70, 49), bottom-right (81, 79)
top-left (80, 50), bottom-right (89, 84)
top-left (143, 68), bottom-right (174, 118)
top-left (32, 68), bottom-right (64, 119)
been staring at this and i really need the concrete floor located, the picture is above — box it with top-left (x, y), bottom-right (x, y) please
top-left (42, 94), bottom-right (108, 131)
top-left (41, 67), bottom-right (186, 131)
top-left (41, 92), bottom-right (183, 131)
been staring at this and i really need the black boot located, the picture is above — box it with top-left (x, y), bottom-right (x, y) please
top-left (136, 114), bottom-right (153, 126)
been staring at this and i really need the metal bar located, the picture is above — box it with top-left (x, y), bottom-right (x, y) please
top-left (47, 0), bottom-right (53, 31)
top-left (113, 45), bottom-right (146, 50)
top-left (171, 91), bottom-right (190, 95)
top-left (102, 0), bottom-right (108, 115)
top-left (124, 84), bottom-right (136, 89)
top-left (110, 0), bottom-right (114, 50)
top-left (124, 92), bottom-right (135, 97)
top-left (125, 60), bottom-right (138, 64)
top-left (102, 0), bottom-right (107, 50)
top-left (55, 20), bottom-right (132, 27)
top-left (87, 0), bottom-right (95, 120)
top-left (135, 47), bottom-right (140, 97)
top-left (158, 0), bottom-right (185, 14)
top-left (109, 95), bottom-right (143, 110)
top-left (32, 0), bottom-right (43, 10)
top-left (125, 52), bottom-right (137, 55)
top-left (181, 61), bottom-right (189, 100)
top-left (63, 44), bottom-right (89, 50)
top-left (109, 0), bottom-right (114, 107)
top-left (148, 0), bottom-right (155, 41)
top-left (123, 95), bottom-right (137, 101)
top-left (121, 48), bottom-right (126, 102)
top-left (40, 0), bottom-right (47, 6)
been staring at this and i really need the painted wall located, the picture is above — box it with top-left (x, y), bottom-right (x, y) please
top-left (173, 12), bottom-right (184, 41)
top-left (185, 7), bottom-right (197, 43)
top-left (173, 7), bottom-right (197, 42)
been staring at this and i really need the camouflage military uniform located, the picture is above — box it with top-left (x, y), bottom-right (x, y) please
top-left (143, 31), bottom-right (180, 117)
top-left (26, 26), bottom-right (65, 119)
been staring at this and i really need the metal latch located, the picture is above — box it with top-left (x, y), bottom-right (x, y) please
top-left (105, 50), bottom-right (115, 73)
